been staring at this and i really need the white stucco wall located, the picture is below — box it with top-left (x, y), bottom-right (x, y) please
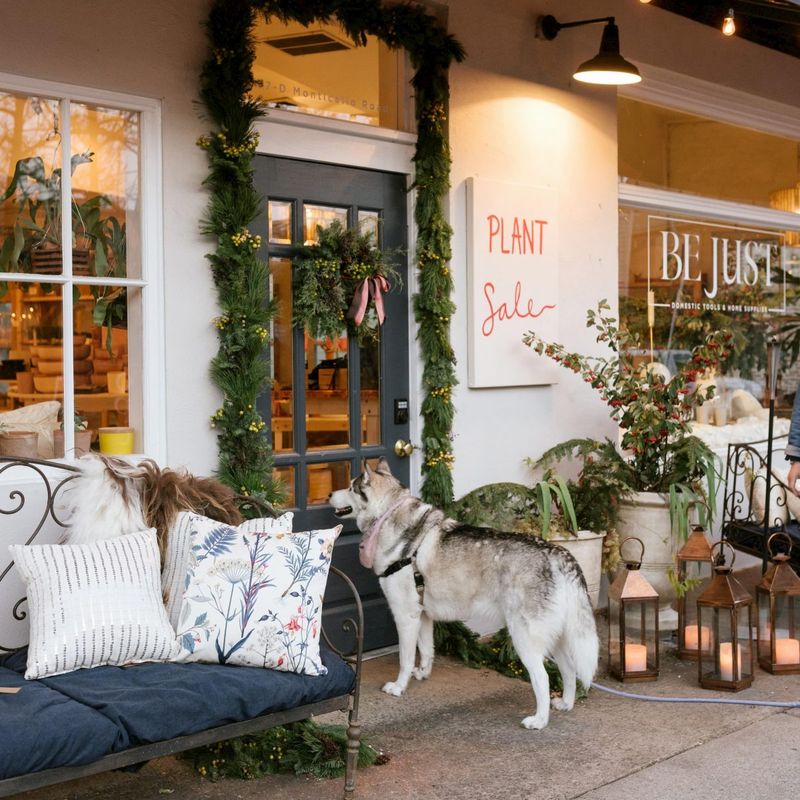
top-left (0, 0), bottom-right (797, 489)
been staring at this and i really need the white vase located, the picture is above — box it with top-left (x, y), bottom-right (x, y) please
top-left (550, 529), bottom-right (604, 609)
top-left (616, 491), bottom-right (679, 630)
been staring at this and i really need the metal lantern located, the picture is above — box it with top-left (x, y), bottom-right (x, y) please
top-left (608, 537), bottom-right (659, 681)
top-left (697, 542), bottom-right (754, 691)
top-left (677, 524), bottom-right (714, 661)
top-left (756, 532), bottom-right (800, 675)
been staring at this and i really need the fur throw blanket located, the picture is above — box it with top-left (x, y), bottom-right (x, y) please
top-left (62, 455), bottom-right (246, 561)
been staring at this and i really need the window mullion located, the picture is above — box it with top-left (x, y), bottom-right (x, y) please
top-left (59, 97), bottom-right (75, 454)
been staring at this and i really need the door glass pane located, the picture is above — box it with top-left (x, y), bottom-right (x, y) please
top-left (307, 461), bottom-right (350, 506)
top-left (70, 101), bottom-right (139, 280)
top-left (269, 257), bottom-right (294, 452)
top-left (358, 209), bottom-right (379, 241)
top-left (361, 331), bottom-right (381, 445)
top-left (273, 465), bottom-right (295, 507)
top-left (304, 205), bottom-right (347, 244)
top-left (268, 200), bottom-right (292, 245)
top-left (305, 325), bottom-right (349, 450)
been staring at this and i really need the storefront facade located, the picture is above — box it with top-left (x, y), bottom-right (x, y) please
top-left (0, 0), bottom-right (797, 508)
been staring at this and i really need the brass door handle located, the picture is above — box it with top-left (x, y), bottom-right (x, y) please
top-left (394, 439), bottom-right (415, 458)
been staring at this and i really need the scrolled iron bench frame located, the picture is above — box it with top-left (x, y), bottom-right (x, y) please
top-left (720, 433), bottom-right (800, 572)
top-left (0, 456), bottom-right (364, 799)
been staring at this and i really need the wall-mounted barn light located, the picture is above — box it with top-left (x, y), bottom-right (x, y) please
top-left (536, 14), bottom-right (642, 85)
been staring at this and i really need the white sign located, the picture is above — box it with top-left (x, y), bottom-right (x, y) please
top-left (466, 177), bottom-right (559, 387)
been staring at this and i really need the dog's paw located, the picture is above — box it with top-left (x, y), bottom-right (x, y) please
top-left (551, 697), bottom-right (573, 711)
top-left (381, 681), bottom-right (407, 697)
top-left (412, 664), bottom-right (432, 681)
top-left (521, 714), bottom-right (548, 730)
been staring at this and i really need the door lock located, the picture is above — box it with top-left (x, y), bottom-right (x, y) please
top-left (394, 439), bottom-right (415, 458)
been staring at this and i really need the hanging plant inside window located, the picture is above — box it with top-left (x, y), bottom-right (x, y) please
top-left (292, 221), bottom-right (401, 342)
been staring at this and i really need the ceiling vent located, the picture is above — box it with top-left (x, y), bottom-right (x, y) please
top-left (264, 29), bottom-right (354, 56)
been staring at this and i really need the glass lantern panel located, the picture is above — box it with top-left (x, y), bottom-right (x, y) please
top-left (608, 597), bottom-right (621, 671)
top-left (699, 605), bottom-right (752, 682)
top-left (757, 588), bottom-right (772, 664)
top-left (680, 561), bottom-right (714, 656)
top-left (623, 600), bottom-right (658, 674)
top-left (772, 594), bottom-right (800, 666)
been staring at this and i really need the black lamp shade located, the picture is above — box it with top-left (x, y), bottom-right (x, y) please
top-left (573, 22), bottom-right (641, 85)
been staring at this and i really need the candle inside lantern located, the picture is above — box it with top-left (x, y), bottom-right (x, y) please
top-left (684, 624), bottom-right (712, 651)
top-left (775, 637), bottom-right (800, 665)
top-left (718, 642), bottom-right (742, 681)
top-left (625, 643), bottom-right (648, 672)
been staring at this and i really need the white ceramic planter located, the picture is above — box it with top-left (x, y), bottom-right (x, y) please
top-left (550, 529), bottom-right (605, 609)
top-left (616, 491), bottom-right (679, 630)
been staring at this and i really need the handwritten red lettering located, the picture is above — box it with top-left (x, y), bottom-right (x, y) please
top-left (487, 214), bottom-right (500, 253)
top-left (486, 215), bottom-right (549, 255)
top-left (481, 281), bottom-right (557, 337)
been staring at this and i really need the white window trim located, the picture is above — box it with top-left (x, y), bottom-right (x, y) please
top-left (0, 72), bottom-right (166, 462)
top-left (618, 63), bottom-right (800, 233)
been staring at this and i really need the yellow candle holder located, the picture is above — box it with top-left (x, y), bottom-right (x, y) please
top-left (98, 427), bottom-right (135, 455)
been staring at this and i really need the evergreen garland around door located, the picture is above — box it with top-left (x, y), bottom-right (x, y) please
top-left (200, 0), bottom-right (464, 509)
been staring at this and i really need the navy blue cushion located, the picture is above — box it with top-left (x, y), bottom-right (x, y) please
top-left (0, 647), bottom-right (354, 769)
top-left (0, 660), bottom-right (122, 779)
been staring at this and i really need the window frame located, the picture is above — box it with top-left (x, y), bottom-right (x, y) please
top-left (0, 72), bottom-right (165, 461)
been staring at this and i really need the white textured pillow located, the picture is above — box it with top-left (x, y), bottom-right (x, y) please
top-left (162, 510), bottom-right (294, 630)
top-left (745, 467), bottom-right (790, 527)
top-left (10, 529), bottom-right (179, 679)
top-left (173, 515), bottom-right (340, 675)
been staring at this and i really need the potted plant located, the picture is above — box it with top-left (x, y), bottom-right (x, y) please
top-left (53, 411), bottom-right (92, 458)
top-left (0, 151), bottom-right (115, 275)
top-left (0, 150), bottom-right (128, 351)
top-left (523, 300), bottom-right (732, 625)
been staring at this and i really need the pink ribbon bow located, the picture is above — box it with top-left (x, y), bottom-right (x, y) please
top-left (347, 275), bottom-right (390, 327)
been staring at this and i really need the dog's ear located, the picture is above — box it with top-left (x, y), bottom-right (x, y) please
top-left (375, 456), bottom-right (392, 476)
top-left (361, 459), bottom-right (372, 485)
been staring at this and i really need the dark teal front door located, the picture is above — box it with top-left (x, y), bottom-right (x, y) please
top-left (253, 155), bottom-right (410, 651)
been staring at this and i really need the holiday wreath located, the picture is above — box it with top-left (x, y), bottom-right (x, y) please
top-left (293, 221), bottom-right (401, 342)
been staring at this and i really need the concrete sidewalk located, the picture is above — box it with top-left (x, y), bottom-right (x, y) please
top-left (15, 637), bottom-right (800, 800)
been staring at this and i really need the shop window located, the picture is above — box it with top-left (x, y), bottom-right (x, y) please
top-left (619, 97), bottom-right (800, 210)
top-left (0, 82), bottom-right (160, 457)
top-left (252, 17), bottom-right (412, 131)
top-left (619, 96), bottom-right (800, 417)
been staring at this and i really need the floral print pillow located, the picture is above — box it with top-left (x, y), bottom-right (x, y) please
top-left (172, 514), bottom-right (342, 676)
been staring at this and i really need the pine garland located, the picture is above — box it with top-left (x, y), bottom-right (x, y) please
top-left (200, 0), bottom-right (281, 506)
top-left (202, 0), bottom-right (464, 508)
top-left (182, 720), bottom-right (386, 781)
top-left (198, 0), bottom-right (466, 777)
top-left (252, 0), bottom-right (464, 507)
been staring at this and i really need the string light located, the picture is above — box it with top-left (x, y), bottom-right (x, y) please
top-left (722, 8), bottom-right (736, 36)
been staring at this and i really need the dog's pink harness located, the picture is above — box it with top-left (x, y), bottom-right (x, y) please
top-left (359, 497), bottom-right (410, 569)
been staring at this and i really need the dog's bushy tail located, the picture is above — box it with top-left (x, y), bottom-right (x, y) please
top-left (566, 586), bottom-right (599, 690)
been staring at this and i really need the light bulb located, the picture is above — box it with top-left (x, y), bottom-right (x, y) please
top-left (639, 0), bottom-right (652, 3)
top-left (722, 9), bottom-right (736, 36)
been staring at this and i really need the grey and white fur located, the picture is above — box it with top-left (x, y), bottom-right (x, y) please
top-left (329, 458), bottom-right (599, 730)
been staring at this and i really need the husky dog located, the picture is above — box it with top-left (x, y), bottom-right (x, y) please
top-left (329, 458), bottom-right (599, 730)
